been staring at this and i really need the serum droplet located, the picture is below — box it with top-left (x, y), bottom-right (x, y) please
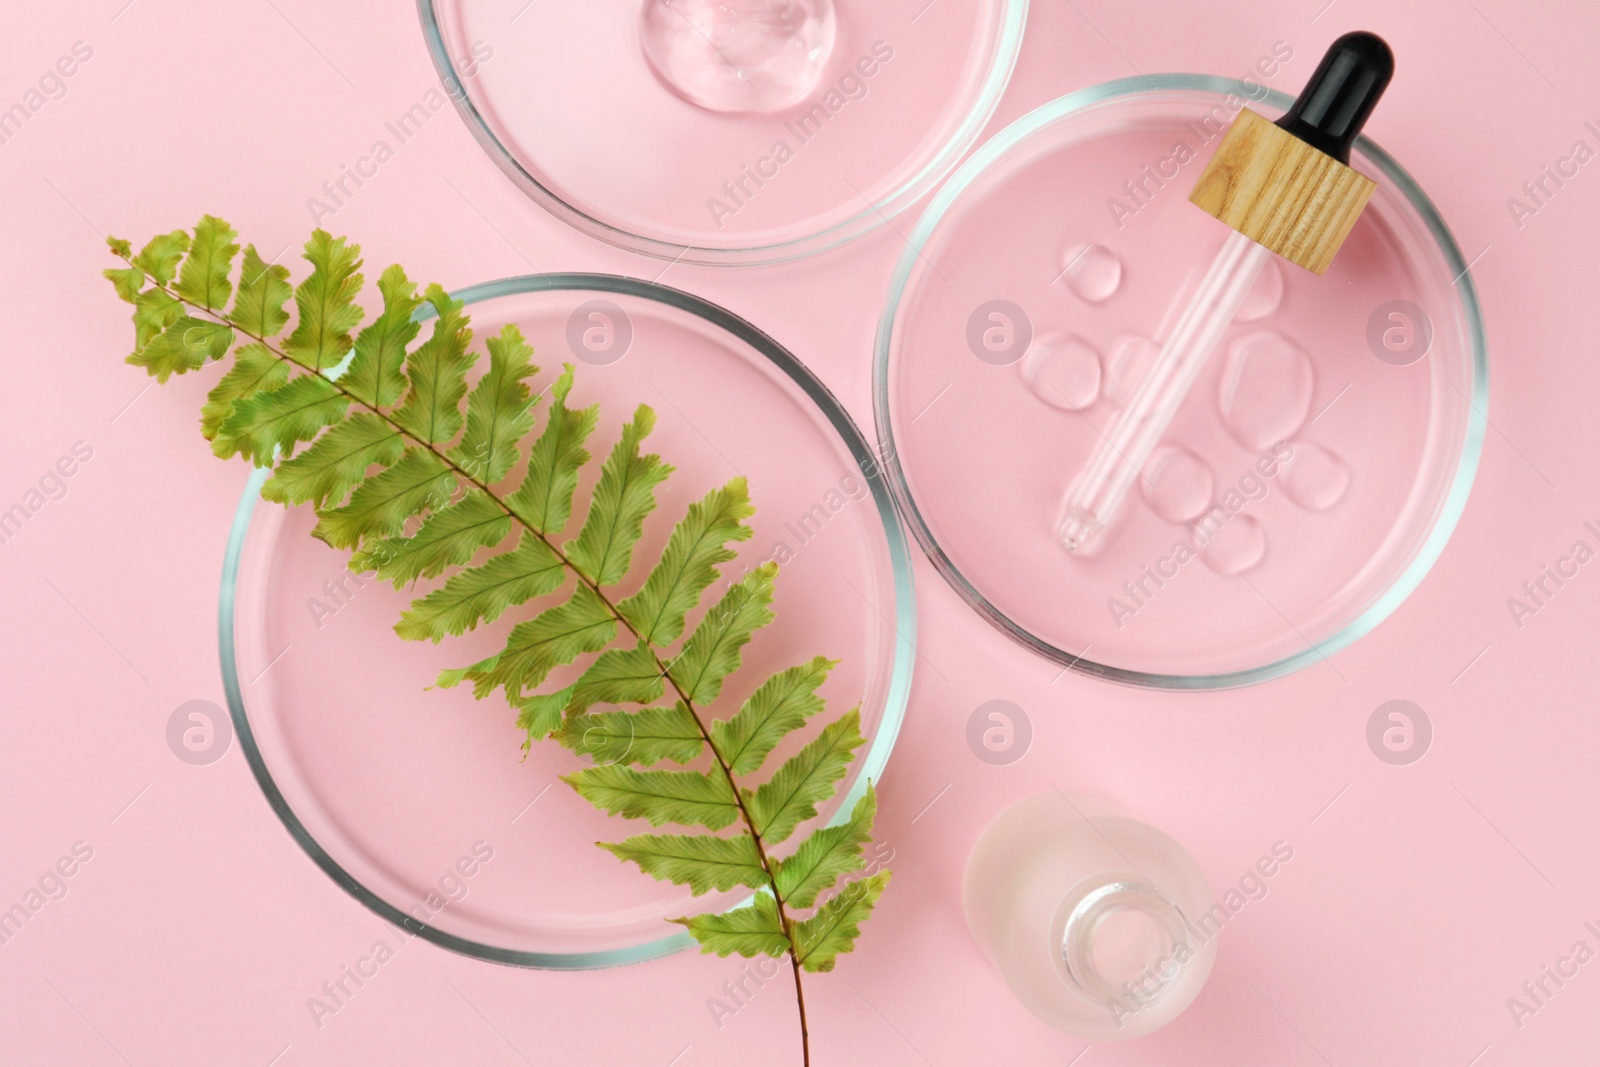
top-left (1104, 336), bottom-right (1160, 407)
top-left (1218, 331), bottom-right (1316, 451)
top-left (1142, 447), bottom-right (1214, 524)
top-left (1060, 243), bottom-right (1123, 303)
top-left (641, 0), bottom-right (838, 114)
top-left (1194, 513), bottom-right (1266, 577)
top-left (1021, 333), bottom-right (1102, 411)
top-left (1236, 258), bottom-right (1284, 322)
top-left (1280, 442), bottom-right (1351, 511)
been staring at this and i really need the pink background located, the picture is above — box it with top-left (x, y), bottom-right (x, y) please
top-left (2, 1), bottom-right (1597, 1064)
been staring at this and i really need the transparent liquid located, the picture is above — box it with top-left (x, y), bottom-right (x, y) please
top-left (640, 0), bottom-right (838, 114)
top-left (1021, 332), bottom-right (1102, 411)
top-left (1060, 242), bottom-right (1124, 303)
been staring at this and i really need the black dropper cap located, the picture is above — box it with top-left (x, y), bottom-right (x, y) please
top-left (1274, 31), bottom-right (1394, 164)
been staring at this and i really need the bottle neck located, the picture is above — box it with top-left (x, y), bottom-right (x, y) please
top-left (1058, 878), bottom-right (1194, 1012)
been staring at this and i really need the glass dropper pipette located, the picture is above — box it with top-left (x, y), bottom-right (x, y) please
top-left (1059, 32), bottom-right (1396, 556)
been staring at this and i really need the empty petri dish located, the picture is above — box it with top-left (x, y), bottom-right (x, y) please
top-left (222, 275), bottom-right (914, 967)
top-left (874, 76), bottom-right (1487, 688)
top-left (418, 0), bottom-right (1027, 264)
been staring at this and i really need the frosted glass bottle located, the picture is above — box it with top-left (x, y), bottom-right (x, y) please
top-left (964, 793), bottom-right (1217, 1039)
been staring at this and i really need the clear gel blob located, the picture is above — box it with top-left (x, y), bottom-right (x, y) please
top-left (640, 0), bottom-right (838, 114)
top-left (1059, 243), bottom-right (1123, 303)
top-left (1194, 513), bottom-right (1266, 577)
top-left (1280, 442), bottom-right (1352, 511)
top-left (1218, 331), bottom-right (1315, 452)
top-left (1141, 446), bottom-right (1214, 524)
top-left (1235, 258), bottom-right (1284, 322)
top-left (1103, 335), bottom-right (1160, 407)
top-left (1021, 333), bottom-right (1102, 411)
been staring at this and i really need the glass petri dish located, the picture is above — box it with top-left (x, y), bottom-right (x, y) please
top-left (874, 76), bottom-right (1488, 689)
top-left (222, 275), bottom-right (914, 967)
top-left (417, 0), bottom-right (1026, 265)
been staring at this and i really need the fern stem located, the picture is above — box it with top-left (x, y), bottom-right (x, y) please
top-left (130, 266), bottom-right (814, 1066)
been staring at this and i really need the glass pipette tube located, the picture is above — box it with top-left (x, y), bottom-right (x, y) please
top-left (1059, 229), bottom-right (1272, 555)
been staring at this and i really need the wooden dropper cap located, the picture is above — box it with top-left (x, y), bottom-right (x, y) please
top-left (1189, 32), bottom-right (1395, 274)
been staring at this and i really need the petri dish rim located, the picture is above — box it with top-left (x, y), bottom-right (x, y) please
top-left (415, 0), bottom-right (1029, 266)
top-left (872, 74), bottom-right (1489, 691)
top-left (220, 272), bottom-right (917, 969)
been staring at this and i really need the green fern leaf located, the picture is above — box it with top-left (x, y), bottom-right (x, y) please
top-left (128, 316), bottom-right (233, 382)
top-left (505, 365), bottom-right (599, 535)
top-left (341, 264), bottom-right (422, 408)
top-left (565, 405), bottom-right (673, 585)
top-left (745, 709), bottom-right (864, 846)
top-left (601, 833), bottom-right (766, 895)
top-left (774, 785), bottom-right (876, 908)
top-left (514, 685), bottom-right (576, 742)
top-left (283, 230), bottom-right (363, 372)
top-left (565, 644), bottom-right (666, 717)
top-left (793, 870), bottom-right (890, 973)
top-left (449, 324), bottom-right (539, 485)
top-left (103, 262), bottom-right (144, 304)
top-left (462, 584), bottom-right (615, 699)
top-left (200, 343), bottom-right (289, 440)
top-left (563, 764), bottom-right (740, 829)
top-left (669, 563), bottom-right (777, 706)
top-left (671, 893), bottom-right (788, 959)
top-left (311, 448), bottom-right (454, 549)
top-left (393, 284), bottom-right (473, 446)
top-left (394, 531), bottom-right (564, 643)
top-left (618, 479), bottom-right (754, 647)
top-left (175, 214), bottom-right (239, 311)
top-left (259, 412), bottom-right (402, 507)
top-left (132, 230), bottom-right (189, 285)
top-left (128, 289), bottom-right (184, 361)
top-left (554, 703), bottom-right (703, 766)
top-left (352, 490), bottom-right (510, 588)
top-left (213, 374), bottom-right (349, 465)
top-left (229, 245), bottom-right (293, 339)
top-left (712, 656), bottom-right (835, 777)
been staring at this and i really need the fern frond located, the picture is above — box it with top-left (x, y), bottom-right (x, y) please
top-left (554, 703), bottom-right (703, 766)
top-left (175, 215), bottom-right (239, 311)
top-left (504, 365), bottom-right (597, 535)
top-left (394, 531), bottom-right (564, 643)
top-left (670, 892), bottom-right (789, 959)
top-left (744, 709), bottom-right (865, 846)
top-left (711, 655), bottom-right (836, 777)
top-left (229, 246), bottom-right (293, 339)
top-left (793, 870), bottom-right (890, 973)
top-left (600, 833), bottom-right (767, 896)
top-left (341, 264), bottom-right (422, 408)
top-left (449, 324), bottom-right (539, 484)
top-left (564, 765), bottom-right (740, 830)
top-left (618, 479), bottom-right (755, 646)
top-left (565, 405), bottom-right (672, 585)
top-left (105, 219), bottom-right (894, 1067)
top-left (668, 563), bottom-right (777, 705)
top-left (283, 230), bottom-right (363, 373)
top-left (392, 284), bottom-right (473, 446)
top-left (774, 785), bottom-right (877, 909)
